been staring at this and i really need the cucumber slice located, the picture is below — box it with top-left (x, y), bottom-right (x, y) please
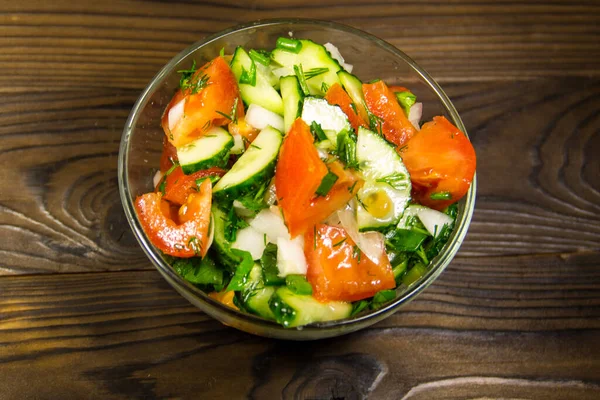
top-left (337, 70), bottom-right (369, 122)
top-left (280, 75), bottom-right (304, 133)
top-left (268, 287), bottom-right (352, 328)
top-left (210, 206), bottom-right (241, 269)
top-left (213, 126), bottom-right (283, 203)
top-left (356, 127), bottom-right (411, 231)
top-left (230, 46), bottom-right (284, 115)
top-left (301, 97), bottom-right (351, 144)
top-left (271, 39), bottom-right (342, 96)
top-left (176, 127), bottom-right (233, 174)
top-left (241, 263), bottom-right (276, 320)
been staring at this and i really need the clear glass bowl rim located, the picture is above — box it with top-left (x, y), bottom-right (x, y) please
top-left (118, 18), bottom-right (476, 338)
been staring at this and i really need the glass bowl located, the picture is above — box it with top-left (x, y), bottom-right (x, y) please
top-left (118, 18), bottom-right (476, 340)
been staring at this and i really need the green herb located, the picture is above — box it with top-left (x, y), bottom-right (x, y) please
top-left (350, 300), bottom-right (370, 316)
top-left (250, 144), bottom-right (262, 150)
top-left (195, 175), bottom-right (221, 190)
top-left (158, 162), bottom-right (180, 195)
top-left (183, 256), bottom-right (224, 290)
top-left (372, 289), bottom-right (396, 304)
top-left (376, 173), bottom-right (409, 191)
top-left (321, 81), bottom-right (330, 93)
top-left (395, 91), bottom-right (417, 115)
top-left (385, 229), bottom-right (429, 252)
top-left (201, 119), bottom-right (212, 132)
top-left (424, 222), bottom-right (453, 261)
top-left (336, 129), bottom-right (359, 169)
top-left (444, 203), bottom-right (458, 220)
top-left (356, 195), bottom-right (369, 212)
top-left (294, 64), bottom-right (310, 96)
top-left (219, 47), bottom-right (225, 57)
top-left (249, 49), bottom-right (270, 66)
top-left (226, 249), bottom-right (254, 291)
top-left (224, 206), bottom-right (249, 242)
top-left (178, 60), bottom-right (210, 94)
top-left (315, 171), bottom-right (339, 197)
top-left (313, 225), bottom-right (317, 250)
top-left (349, 102), bottom-right (358, 114)
top-left (285, 275), bottom-right (313, 295)
top-left (177, 60), bottom-right (197, 89)
top-left (304, 67), bottom-right (329, 80)
top-left (430, 191), bottom-right (452, 200)
top-left (239, 59), bottom-right (257, 86)
top-left (237, 179), bottom-right (270, 214)
top-left (368, 112), bottom-right (384, 135)
top-left (310, 121), bottom-right (328, 142)
top-left (260, 243), bottom-right (285, 286)
top-left (352, 245), bottom-right (362, 262)
top-left (276, 37), bottom-right (302, 53)
top-left (332, 237), bottom-right (347, 247)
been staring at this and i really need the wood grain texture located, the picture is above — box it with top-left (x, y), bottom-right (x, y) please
top-left (0, 0), bottom-right (598, 92)
top-left (1, 78), bottom-right (598, 274)
top-left (1, 251), bottom-right (599, 399)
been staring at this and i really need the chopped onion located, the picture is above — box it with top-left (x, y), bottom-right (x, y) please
top-left (245, 103), bottom-right (285, 133)
top-left (230, 133), bottom-right (245, 155)
top-left (233, 200), bottom-right (254, 218)
top-left (264, 183), bottom-right (277, 206)
top-left (271, 67), bottom-right (295, 79)
top-left (276, 236), bottom-right (307, 277)
top-left (337, 209), bottom-right (386, 264)
top-left (168, 98), bottom-right (185, 132)
top-left (408, 102), bottom-right (423, 130)
top-left (324, 42), bottom-right (353, 73)
top-left (231, 225), bottom-right (266, 260)
top-left (249, 207), bottom-right (290, 243)
top-left (153, 170), bottom-right (163, 188)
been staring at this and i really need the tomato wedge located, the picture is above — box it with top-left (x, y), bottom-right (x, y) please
top-left (304, 224), bottom-right (395, 302)
top-left (135, 179), bottom-right (212, 258)
top-left (325, 83), bottom-right (367, 131)
top-left (401, 116), bottom-right (476, 210)
top-left (363, 80), bottom-right (417, 149)
top-left (158, 165), bottom-right (226, 205)
top-left (161, 56), bottom-right (243, 148)
top-left (275, 119), bottom-right (362, 237)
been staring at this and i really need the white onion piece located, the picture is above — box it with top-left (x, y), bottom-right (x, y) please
top-left (316, 147), bottom-right (329, 160)
top-left (324, 43), bottom-right (353, 73)
top-left (337, 209), bottom-right (386, 264)
top-left (245, 104), bottom-right (285, 133)
top-left (232, 200), bottom-right (254, 218)
top-left (408, 102), bottom-right (423, 130)
top-left (276, 236), bottom-right (307, 277)
top-left (231, 225), bottom-right (266, 260)
top-left (153, 170), bottom-right (163, 188)
top-left (168, 98), bottom-right (185, 132)
top-left (414, 206), bottom-right (453, 238)
top-left (249, 207), bottom-right (290, 243)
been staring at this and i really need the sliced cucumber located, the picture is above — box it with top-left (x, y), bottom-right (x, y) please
top-left (356, 127), bottom-right (411, 231)
top-left (280, 75), bottom-right (304, 134)
top-left (210, 206), bottom-right (241, 269)
top-left (337, 70), bottom-right (369, 122)
top-left (301, 97), bottom-right (351, 144)
top-left (268, 287), bottom-right (352, 328)
top-left (213, 126), bottom-right (283, 203)
top-left (241, 263), bottom-right (276, 320)
top-left (230, 46), bottom-right (284, 115)
top-left (271, 39), bottom-right (342, 96)
top-left (176, 127), bottom-right (233, 174)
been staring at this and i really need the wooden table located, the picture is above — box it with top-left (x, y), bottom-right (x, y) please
top-left (1, 1), bottom-right (599, 398)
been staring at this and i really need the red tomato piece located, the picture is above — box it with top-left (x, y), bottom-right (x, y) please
top-left (135, 179), bottom-right (212, 258)
top-left (363, 80), bottom-right (417, 149)
top-left (161, 56), bottom-right (243, 148)
top-left (304, 224), bottom-right (395, 302)
top-left (275, 119), bottom-right (362, 237)
top-left (325, 83), bottom-right (368, 131)
top-left (401, 116), bottom-right (476, 210)
top-left (158, 165), bottom-right (225, 206)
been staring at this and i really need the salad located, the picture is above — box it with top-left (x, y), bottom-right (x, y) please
top-left (135, 37), bottom-right (476, 328)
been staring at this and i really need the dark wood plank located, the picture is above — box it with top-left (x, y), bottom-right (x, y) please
top-left (0, 0), bottom-right (598, 91)
top-left (1, 78), bottom-right (598, 274)
top-left (1, 252), bottom-right (599, 399)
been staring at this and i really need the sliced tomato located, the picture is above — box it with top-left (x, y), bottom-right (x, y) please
top-left (325, 83), bottom-right (367, 131)
top-left (275, 119), bottom-right (361, 237)
top-left (135, 179), bottom-right (212, 258)
top-left (401, 116), bottom-right (476, 210)
top-left (159, 136), bottom-right (178, 173)
top-left (304, 224), bottom-right (395, 302)
top-left (276, 118), bottom-right (328, 226)
top-left (158, 165), bottom-right (225, 206)
top-left (161, 56), bottom-right (243, 148)
top-left (363, 80), bottom-right (417, 149)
